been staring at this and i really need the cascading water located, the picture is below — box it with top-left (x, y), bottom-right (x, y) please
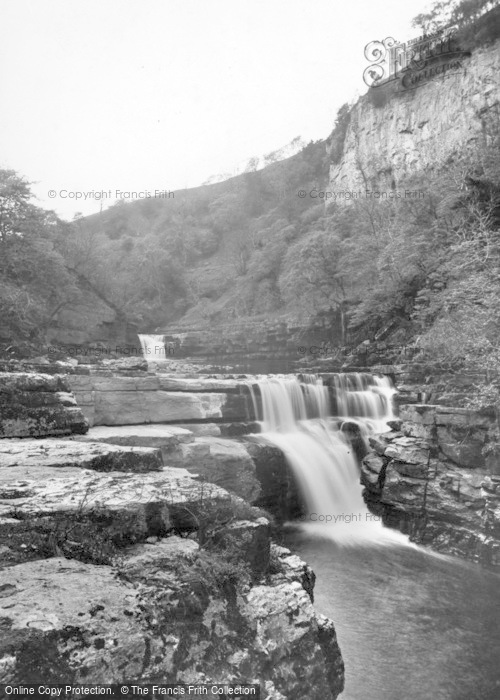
top-left (138, 334), bottom-right (167, 363)
top-left (248, 373), bottom-right (409, 546)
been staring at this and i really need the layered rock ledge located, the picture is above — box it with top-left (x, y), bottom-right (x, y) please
top-left (0, 425), bottom-right (344, 697)
top-left (361, 404), bottom-right (500, 566)
top-left (66, 373), bottom-right (256, 426)
top-left (0, 372), bottom-right (88, 438)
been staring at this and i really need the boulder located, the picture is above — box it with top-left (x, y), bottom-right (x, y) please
top-left (185, 437), bottom-right (261, 503)
top-left (245, 440), bottom-right (301, 518)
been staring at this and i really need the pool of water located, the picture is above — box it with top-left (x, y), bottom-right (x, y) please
top-left (285, 526), bottom-right (500, 700)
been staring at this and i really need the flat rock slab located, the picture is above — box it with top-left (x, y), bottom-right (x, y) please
top-left (0, 557), bottom-right (150, 683)
top-left (0, 464), bottom-right (234, 551)
top-left (0, 439), bottom-right (163, 473)
top-left (74, 424), bottom-right (195, 449)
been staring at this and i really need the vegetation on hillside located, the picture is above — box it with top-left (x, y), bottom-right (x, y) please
top-left (412, 0), bottom-right (500, 47)
top-left (0, 170), bottom-right (80, 343)
top-left (63, 140), bottom-right (330, 328)
top-left (0, 0), bottom-right (499, 408)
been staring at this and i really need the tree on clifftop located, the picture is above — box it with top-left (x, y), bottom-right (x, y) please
top-left (412, 0), bottom-right (497, 34)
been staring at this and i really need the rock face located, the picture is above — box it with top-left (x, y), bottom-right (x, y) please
top-left (0, 372), bottom-right (88, 438)
top-left (67, 374), bottom-right (256, 427)
top-left (181, 436), bottom-right (261, 503)
top-left (328, 38), bottom-right (500, 197)
top-left (68, 424), bottom-right (302, 515)
top-left (1, 544), bottom-right (344, 698)
top-left (71, 430), bottom-right (301, 517)
top-left (246, 440), bottom-right (303, 519)
top-left (0, 432), bottom-right (344, 698)
top-left (361, 403), bottom-right (500, 566)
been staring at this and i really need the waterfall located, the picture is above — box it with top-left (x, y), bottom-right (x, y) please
top-left (248, 373), bottom-right (409, 546)
top-left (138, 334), bottom-right (167, 362)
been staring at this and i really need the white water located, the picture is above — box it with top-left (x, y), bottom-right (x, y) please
top-left (138, 334), bottom-right (167, 362)
top-left (248, 373), bottom-right (411, 547)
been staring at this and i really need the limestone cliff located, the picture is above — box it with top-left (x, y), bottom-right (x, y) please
top-left (328, 37), bottom-right (500, 196)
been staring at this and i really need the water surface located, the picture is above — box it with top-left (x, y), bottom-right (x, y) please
top-left (286, 527), bottom-right (500, 700)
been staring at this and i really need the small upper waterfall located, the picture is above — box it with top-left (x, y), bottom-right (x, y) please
top-left (248, 373), bottom-right (409, 546)
top-left (138, 334), bottom-right (167, 363)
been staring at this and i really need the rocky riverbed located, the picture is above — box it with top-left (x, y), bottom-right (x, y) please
top-left (0, 368), bottom-right (343, 698)
top-left (2, 357), bottom-right (500, 695)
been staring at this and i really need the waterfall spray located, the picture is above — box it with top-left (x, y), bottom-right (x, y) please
top-left (248, 373), bottom-right (409, 546)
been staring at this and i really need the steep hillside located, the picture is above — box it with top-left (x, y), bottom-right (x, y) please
top-left (2, 1), bottom-right (499, 378)
top-left (73, 140), bottom-right (331, 329)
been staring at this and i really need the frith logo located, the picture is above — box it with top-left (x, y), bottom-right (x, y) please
top-left (363, 28), bottom-right (468, 90)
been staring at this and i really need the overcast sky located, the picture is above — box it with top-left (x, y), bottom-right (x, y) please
top-left (0, 0), bottom-right (432, 219)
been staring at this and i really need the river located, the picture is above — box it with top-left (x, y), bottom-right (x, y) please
top-left (241, 371), bottom-right (500, 700)
top-left (286, 526), bottom-right (500, 700)
top-left (136, 343), bottom-right (500, 699)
